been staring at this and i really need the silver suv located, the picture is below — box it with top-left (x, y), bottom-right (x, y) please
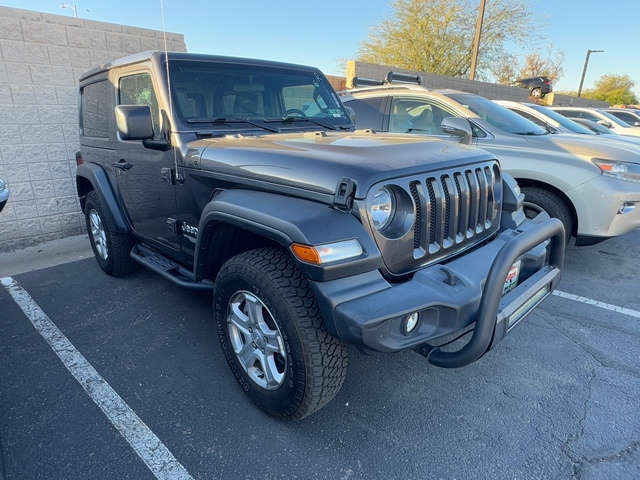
top-left (341, 80), bottom-right (640, 245)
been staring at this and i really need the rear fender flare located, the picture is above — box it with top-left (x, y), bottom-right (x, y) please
top-left (76, 163), bottom-right (130, 233)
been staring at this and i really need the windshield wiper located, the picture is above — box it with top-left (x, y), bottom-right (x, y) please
top-left (516, 131), bottom-right (547, 136)
top-left (187, 116), bottom-right (280, 133)
top-left (278, 116), bottom-right (338, 131)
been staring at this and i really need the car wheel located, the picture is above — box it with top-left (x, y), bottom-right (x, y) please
top-left (530, 87), bottom-right (543, 98)
top-left (84, 190), bottom-right (138, 276)
top-left (521, 187), bottom-right (573, 243)
top-left (215, 248), bottom-right (347, 420)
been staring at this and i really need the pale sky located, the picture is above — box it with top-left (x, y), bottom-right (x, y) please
top-left (2, 0), bottom-right (639, 95)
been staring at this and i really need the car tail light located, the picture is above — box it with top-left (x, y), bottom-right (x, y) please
top-left (75, 151), bottom-right (83, 166)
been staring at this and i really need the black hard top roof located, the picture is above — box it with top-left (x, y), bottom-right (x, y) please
top-left (79, 51), bottom-right (321, 82)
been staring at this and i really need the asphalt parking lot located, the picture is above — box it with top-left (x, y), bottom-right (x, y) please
top-left (1, 231), bottom-right (640, 479)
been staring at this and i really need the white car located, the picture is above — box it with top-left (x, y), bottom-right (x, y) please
top-left (495, 100), bottom-right (640, 148)
top-left (602, 108), bottom-right (640, 128)
top-left (342, 84), bottom-right (640, 245)
top-left (550, 106), bottom-right (640, 137)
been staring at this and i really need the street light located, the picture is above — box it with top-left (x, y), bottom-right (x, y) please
top-left (577, 49), bottom-right (604, 97)
top-left (59, 3), bottom-right (78, 18)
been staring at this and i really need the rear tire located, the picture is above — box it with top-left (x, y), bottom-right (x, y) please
top-left (84, 190), bottom-right (138, 276)
top-left (521, 187), bottom-right (573, 242)
top-left (530, 87), bottom-right (543, 98)
top-left (215, 248), bottom-right (347, 420)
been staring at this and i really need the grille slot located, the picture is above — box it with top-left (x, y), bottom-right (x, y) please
top-left (409, 182), bottom-right (422, 249)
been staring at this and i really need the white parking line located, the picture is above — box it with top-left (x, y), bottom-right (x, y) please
top-left (1, 277), bottom-right (193, 480)
top-left (552, 290), bottom-right (640, 319)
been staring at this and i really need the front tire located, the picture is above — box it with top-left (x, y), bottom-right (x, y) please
top-left (84, 190), bottom-right (138, 276)
top-left (522, 186), bottom-right (573, 242)
top-left (215, 248), bottom-right (347, 420)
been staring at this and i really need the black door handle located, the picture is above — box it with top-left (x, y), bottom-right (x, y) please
top-left (113, 159), bottom-right (133, 171)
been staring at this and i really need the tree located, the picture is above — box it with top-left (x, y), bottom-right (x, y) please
top-left (356, 0), bottom-right (543, 80)
top-left (581, 74), bottom-right (638, 104)
top-left (491, 44), bottom-right (565, 85)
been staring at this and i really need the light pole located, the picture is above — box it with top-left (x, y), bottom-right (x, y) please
top-left (577, 49), bottom-right (604, 97)
top-left (59, 3), bottom-right (78, 18)
top-left (469, 0), bottom-right (487, 81)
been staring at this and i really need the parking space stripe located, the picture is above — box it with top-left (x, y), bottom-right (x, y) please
top-left (1, 277), bottom-right (194, 480)
top-left (553, 290), bottom-right (640, 319)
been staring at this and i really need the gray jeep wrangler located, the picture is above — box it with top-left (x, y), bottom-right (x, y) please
top-left (76, 51), bottom-right (564, 420)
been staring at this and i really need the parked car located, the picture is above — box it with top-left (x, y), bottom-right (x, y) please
top-left (514, 76), bottom-right (553, 99)
top-left (0, 178), bottom-right (9, 213)
top-left (496, 101), bottom-right (595, 134)
top-left (551, 106), bottom-right (640, 137)
top-left (341, 79), bottom-right (640, 245)
top-left (74, 52), bottom-right (564, 419)
top-left (571, 117), bottom-right (616, 134)
top-left (496, 101), bottom-right (640, 147)
top-left (602, 108), bottom-right (640, 128)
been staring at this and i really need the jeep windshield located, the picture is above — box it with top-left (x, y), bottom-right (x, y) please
top-left (444, 92), bottom-right (548, 136)
top-left (167, 59), bottom-right (353, 131)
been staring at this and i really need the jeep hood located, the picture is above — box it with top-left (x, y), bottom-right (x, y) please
top-left (194, 131), bottom-right (495, 198)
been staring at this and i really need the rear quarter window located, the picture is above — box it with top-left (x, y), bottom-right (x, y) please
top-left (80, 80), bottom-right (110, 139)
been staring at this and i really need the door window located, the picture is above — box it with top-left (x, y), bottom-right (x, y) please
top-left (390, 98), bottom-right (452, 135)
top-left (119, 73), bottom-right (161, 137)
top-left (345, 98), bottom-right (384, 131)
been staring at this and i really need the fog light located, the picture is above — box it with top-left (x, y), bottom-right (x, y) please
top-left (404, 312), bottom-right (419, 335)
top-left (619, 202), bottom-right (635, 214)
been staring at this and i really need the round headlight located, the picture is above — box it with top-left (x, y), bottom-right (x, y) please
top-left (371, 187), bottom-right (395, 231)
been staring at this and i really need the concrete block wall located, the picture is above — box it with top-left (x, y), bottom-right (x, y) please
top-left (0, 6), bottom-right (187, 252)
top-left (346, 61), bottom-right (609, 108)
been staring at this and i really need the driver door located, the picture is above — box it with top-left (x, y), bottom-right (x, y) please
top-left (114, 70), bottom-right (181, 250)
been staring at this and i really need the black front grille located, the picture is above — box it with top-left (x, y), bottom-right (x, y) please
top-left (413, 163), bottom-right (499, 256)
top-left (368, 160), bottom-right (501, 275)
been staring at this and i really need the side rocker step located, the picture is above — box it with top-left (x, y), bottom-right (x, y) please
top-left (130, 244), bottom-right (214, 291)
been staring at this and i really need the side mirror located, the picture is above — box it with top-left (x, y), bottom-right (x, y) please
top-left (344, 106), bottom-right (356, 124)
top-left (440, 117), bottom-right (473, 145)
top-left (634, 122), bottom-right (640, 128)
top-left (596, 119), bottom-right (613, 128)
top-left (115, 105), bottom-right (154, 141)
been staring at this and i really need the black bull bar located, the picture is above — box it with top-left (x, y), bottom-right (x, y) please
top-left (418, 217), bottom-right (565, 368)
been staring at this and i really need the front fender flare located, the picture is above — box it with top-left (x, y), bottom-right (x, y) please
top-left (196, 189), bottom-right (383, 282)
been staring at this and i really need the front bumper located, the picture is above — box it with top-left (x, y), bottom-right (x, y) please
top-left (311, 215), bottom-right (564, 368)
top-left (572, 175), bottom-right (640, 245)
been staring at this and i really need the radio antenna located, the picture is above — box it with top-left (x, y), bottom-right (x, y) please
top-left (159, 0), bottom-right (180, 182)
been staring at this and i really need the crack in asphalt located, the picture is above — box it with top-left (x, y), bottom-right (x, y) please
top-left (560, 368), bottom-right (596, 479)
top-left (531, 308), bottom-right (640, 377)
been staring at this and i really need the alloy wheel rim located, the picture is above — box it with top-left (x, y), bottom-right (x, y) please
top-left (89, 209), bottom-right (108, 260)
top-left (227, 290), bottom-right (287, 390)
